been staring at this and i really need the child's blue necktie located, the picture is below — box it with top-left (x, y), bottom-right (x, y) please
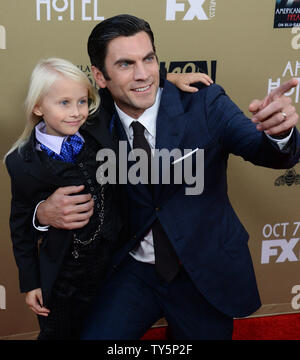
top-left (40, 134), bottom-right (84, 163)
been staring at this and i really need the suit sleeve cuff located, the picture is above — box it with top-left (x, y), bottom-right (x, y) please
top-left (32, 200), bottom-right (49, 232)
top-left (265, 128), bottom-right (294, 150)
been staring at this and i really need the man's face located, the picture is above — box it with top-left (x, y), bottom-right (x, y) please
top-left (93, 31), bottom-right (160, 119)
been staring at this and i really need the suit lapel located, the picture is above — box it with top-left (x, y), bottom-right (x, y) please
top-left (21, 130), bottom-right (71, 187)
top-left (154, 81), bottom-right (211, 201)
top-left (155, 82), bottom-right (186, 151)
top-left (82, 107), bottom-right (118, 153)
top-left (156, 80), bottom-right (211, 151)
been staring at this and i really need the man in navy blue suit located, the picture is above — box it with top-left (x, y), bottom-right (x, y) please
top-left (37, 15), bottom-right (300, 339)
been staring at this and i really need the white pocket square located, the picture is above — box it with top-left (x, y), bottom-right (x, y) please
top-left (172, 148), bottom-right (199, 165)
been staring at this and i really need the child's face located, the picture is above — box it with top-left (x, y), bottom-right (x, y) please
top-left (34, 75), bottom-right (89, 137)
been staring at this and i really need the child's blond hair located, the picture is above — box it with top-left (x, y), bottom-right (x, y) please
top-left (4, 57), bottom-right (100, 160)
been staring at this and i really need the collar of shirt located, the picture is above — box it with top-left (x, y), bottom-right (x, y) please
top-left (114, 87), bottom-right (163, 148)
top-left (35, 121), bottom-right (84, 154)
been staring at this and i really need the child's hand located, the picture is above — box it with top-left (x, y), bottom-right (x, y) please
top-left (25, 288), bottom-right (50, 317)
top-left (166, 72), bottom-right (213, 93)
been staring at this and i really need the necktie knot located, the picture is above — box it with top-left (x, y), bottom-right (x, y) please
top-left (131, 121), bottom-right (146, 136)
top-left (65, 134), bottom-right (84, 152)
top-left (60, 134), bottom-right (84, 162)
top-left (40, 134), bottom-right (84, 163)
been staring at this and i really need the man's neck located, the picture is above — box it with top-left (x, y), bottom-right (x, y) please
top-left (114, 102), bottom-right (145, 119)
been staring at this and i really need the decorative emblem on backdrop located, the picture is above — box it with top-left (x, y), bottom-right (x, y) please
top-left (274, 168), bottom-right (300, 186)
top-left (274, 0), bottom-right (300, 28)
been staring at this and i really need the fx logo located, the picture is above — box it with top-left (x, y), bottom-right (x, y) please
top-left (0, 25), bottom-right (6, 49)
top-left (166, 0), bottom-right (209, 21)
top-left (0, 285), bottom-right (6, 310)
top-left (261, 238), bottom-right (300, 264)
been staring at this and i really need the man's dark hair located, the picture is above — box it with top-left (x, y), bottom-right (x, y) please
top-left (87, 14), bottom-right (156, 80)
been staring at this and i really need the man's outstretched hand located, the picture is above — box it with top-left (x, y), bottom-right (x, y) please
top-left (249, 78), bottom-right (299, 136)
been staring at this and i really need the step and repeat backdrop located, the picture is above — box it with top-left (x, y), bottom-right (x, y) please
top-left (1, 0), bottom-right (300, 337)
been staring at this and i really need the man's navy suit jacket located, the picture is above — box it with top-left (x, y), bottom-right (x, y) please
top-left (101, 80), bottom-right (300, 318)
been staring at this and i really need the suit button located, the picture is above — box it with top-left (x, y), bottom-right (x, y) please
top-left (155, 206), bottom-right (160, 211)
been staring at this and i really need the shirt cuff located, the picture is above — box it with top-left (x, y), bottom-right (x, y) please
top-left (32, 200), bottom-right (49, 232)
top-left (265, 128), bottom-right (294, 150)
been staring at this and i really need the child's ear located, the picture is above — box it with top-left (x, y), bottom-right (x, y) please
top-left (91, 66), bottom-right (107, 88)
top-left (33, 105), bottom-right (43, 116)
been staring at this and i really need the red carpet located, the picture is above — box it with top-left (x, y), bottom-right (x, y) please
top-left (141, 313), bottom-right (300, 340)
top-left (232, 313), bottom-right (300, 340)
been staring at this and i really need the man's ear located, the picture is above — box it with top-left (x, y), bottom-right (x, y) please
top-left (91, 66), bottom-right (107, 88)
top-left (33, 105), bottom-right (43, 116)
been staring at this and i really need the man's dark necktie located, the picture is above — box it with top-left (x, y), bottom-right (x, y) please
top-left (131, 121), bottom-right (180, 282)
top-left (40, 134), bottom-right (84, 163)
